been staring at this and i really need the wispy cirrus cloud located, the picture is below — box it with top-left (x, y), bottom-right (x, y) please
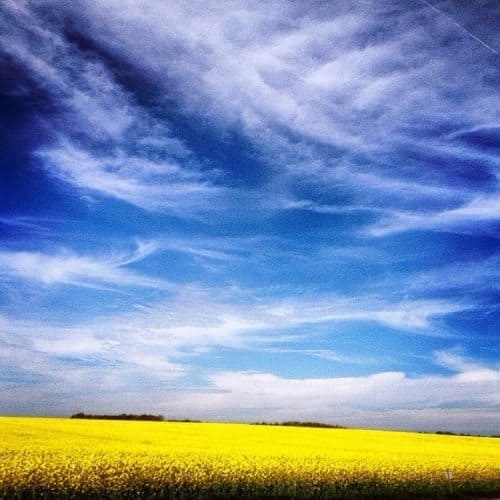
top-left (0, 285), bottom-right (467, 371)
top-left (0, 216), bottom-right (54, 232)
top-left (2, 0), bottom-right (498, 231)
top-left (64, 4), bottom-right (498, 165)
top-left (368, 194), bottom-right (500, 237)
top-left (0, 276), bottom-right (489, 429)
top-left (37, 140), bottom-right (226, 214)
top-left (407, 254), bottom-right (500, 295)
top-left (0, 241), bottom-right (166, 290)
top-left (0, 0), bottom-right (227, 217)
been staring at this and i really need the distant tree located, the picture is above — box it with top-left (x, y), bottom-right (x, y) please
top-left (71, 413), bottom-right (164, 422)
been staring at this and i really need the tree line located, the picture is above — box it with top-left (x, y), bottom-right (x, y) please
top-left (71, 412), bottom-right (164, 421)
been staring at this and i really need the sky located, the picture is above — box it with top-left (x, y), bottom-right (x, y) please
top-left (0, 0), bottom-right (499, 434)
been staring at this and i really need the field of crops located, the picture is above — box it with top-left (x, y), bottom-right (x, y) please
top-left (0, 417), bottom-right (499, 499)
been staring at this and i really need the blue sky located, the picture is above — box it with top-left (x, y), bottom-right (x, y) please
top-left (0, 0), bottom-right (499, 434)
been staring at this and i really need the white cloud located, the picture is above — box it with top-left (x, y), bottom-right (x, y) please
top-left (0, 216), bottom-right (54, 233)
top-left (2, 0), bottom-right (498, 230)
top-left (0, 242), bottom-right (166, 289)
top-left (37, 140), bottom-right (226, 214)
top-left (434, 349), bottom-right (500, 383)
top-left (0, 287), bottom-right (465, 380)
top-left (0, 284), bottom-right (493, 432)
top-left (193, 353), bottom-right (499, 432)
top-left (0, 0), bottom-right (135, 140)
top-left (0, 315), bottom-right (186, 391)
top-left (407, 254), bottom-right (500, 295)
top-left (4, 342), bottom-right (498, 433)
top-left (368, 195), bottom-right (500, 236)
top-left (261, 296), bottom-right (464, 332)
top-left (66, 0), bottom-right (498, 154)
top-left (0, 0), bottom-right (227, 216)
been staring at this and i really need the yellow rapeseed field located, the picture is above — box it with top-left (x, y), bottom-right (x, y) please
top-left (0, 416), bottom-right (499, 498)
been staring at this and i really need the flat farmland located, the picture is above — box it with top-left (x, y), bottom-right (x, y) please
top-left (0, 417), bottom-right (499, 499)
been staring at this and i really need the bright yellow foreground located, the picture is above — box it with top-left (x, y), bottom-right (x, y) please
top-left (1, 417), bottom-right (499, 498)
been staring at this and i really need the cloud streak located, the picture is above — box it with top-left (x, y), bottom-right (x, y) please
top-left (417, 0), bottom-right (499, 55)
top-left (368, 195), bottom-right (500, 236)
top-left (0, 0), bottom-right (227, 216)
top-left (0, 241), bottom-right (166, 290)
top-left (0, 286), bottom-right (467, 377)
top-left (2, 0), bottom-right (498, 232)
top-left (37, 140), bottom-right (226, 214)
